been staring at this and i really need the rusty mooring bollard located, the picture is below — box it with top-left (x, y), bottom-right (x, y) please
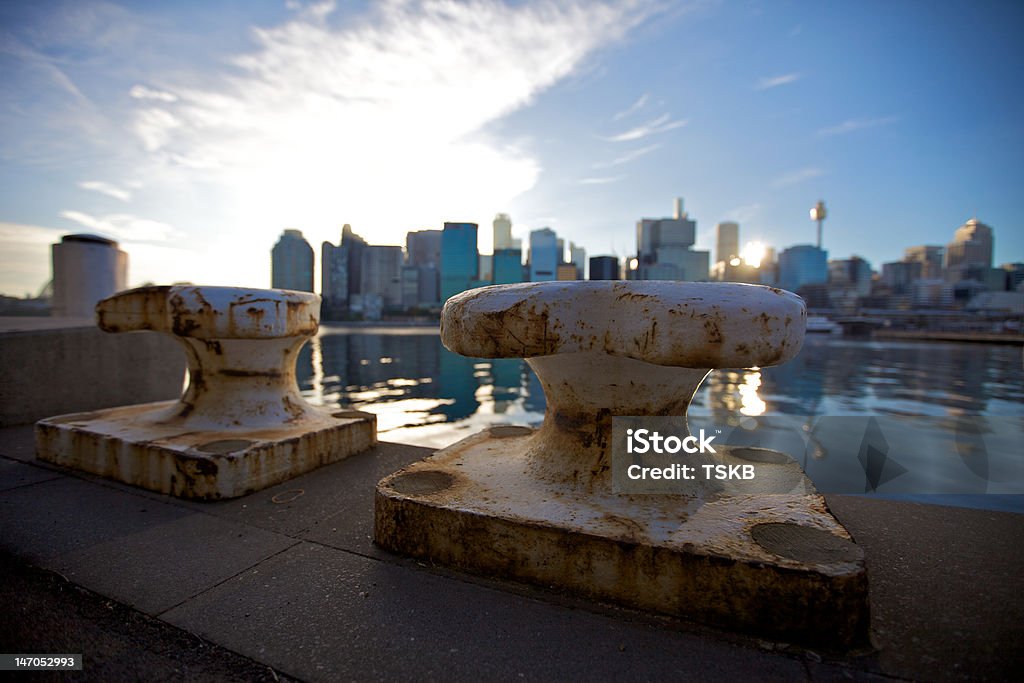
top-left (36, 285), bottom-right (376, 499)
top-left (376, 281), bottom-right (869, 648)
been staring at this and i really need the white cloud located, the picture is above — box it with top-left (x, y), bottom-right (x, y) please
top-left (60, 210), bottom-right (179, 243)
top-left (817, 116), bottom-right (900, 137)
top-left (129, 85), bottom-right (178, 103)
top-left (593, 143), bottom-right (660, 168)
top-left (612, 93), bottom-right (649, 121)
top-left (755, 72), bottom-right (801, 90)
top-left (79, 180), bottom-right (132, 202)
top-left (129, 0), bottom-right (659, 243)
top-left (603, 113), bottom-right (687, 142)
top-left (578, 175), bottom-right (624, 185)
top-left (0, 222), bottom-right (65, 295)
top-left (771, 167), bottom-right (824, 189)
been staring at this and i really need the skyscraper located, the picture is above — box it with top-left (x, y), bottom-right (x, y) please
top-left (493, 213), bottom-right (513, 251)
top-left (360, 245), bottom-right (404, 307)
top-left (635, 197), bottom-right (709, 281)
top-left (321, 238), bottom-right (347, 319)
top-left (777, 245), bottom-right (828, 293)
top-left (945, 218), bottom-right (994, 283)
top-left (715, 222), bottom-right (739, 264)
top-left (589, 256), bottom-right (620, 280)
top-left (271, 229), bottom-right (314, 292)
top-left (529, 228), bottom-right (558, 282)
top-left (341, 224), bottom-right (367, 303)
top-left (569, 242), bottom-right (586, 279)
top-left (493, 248), bottom-right (524, 285)
top-left (406, 230), bottom-right (442, 267)
top-left (440, 222), bottom-right (479, 302)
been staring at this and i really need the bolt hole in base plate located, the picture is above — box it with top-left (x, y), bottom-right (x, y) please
top-left (332, 410), bottom-right (374, 420)
top-left (489, 425), bottom-right (533, 438)
top-left (387, 470), bottom-right (455, 495)
top-left (750, 522), bottom-right (863, 565)
top-left (195, 439), bottom-right (255, 454)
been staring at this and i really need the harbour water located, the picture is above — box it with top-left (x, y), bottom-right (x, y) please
top-left (297, 327), bottom-right (1024, 509)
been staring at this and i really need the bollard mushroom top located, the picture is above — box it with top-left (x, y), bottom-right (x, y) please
top-left (442, 281), bottom-right (806, 368)
top-left (96, 285), bottom-right (320, 339)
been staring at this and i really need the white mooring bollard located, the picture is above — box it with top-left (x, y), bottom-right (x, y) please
top-left (35, 285), bottom-right (376, 499)
top-left (375, 281), bottom-right (869, 648)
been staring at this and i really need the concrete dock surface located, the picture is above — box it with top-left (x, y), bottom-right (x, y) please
top-left (1, 425), bottom-right (1021, 681)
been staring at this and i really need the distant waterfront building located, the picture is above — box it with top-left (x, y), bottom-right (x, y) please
top-left (715, 222), bottom-right (739, 264)
top-left (51, 233), bottom-right (127, 317)
top-left (493, 213), bottom-right (513, 251)
top-left (828, 256), bottom-right (872, 297)
top-left (529, 228), bottom-right (559, 282)
top-left (321, 233), bottom-right (347, 319)
top-left (589, 256), bottom-right (620, 280)
top-left (911, 279), bottom-right (954, 309)
top-left (359, 245), bottom-right (403, 309)
top-left (777, 244), bottom-right (828, 293)
top-left (478, 254), bottom-right (494, 283)
top-left (341, 224), bottom-right (367, 305)
top-left (556, 263), bottom-right (579, 281)
top-left (904, 245), bottom-right (944, 279)
top-left (1002, 263), bottom-right (1024, 291)
top-left (404, 229), bottom-right (441, 308)
top-left (881, 260), bottom-right (922, 295)
top-left (569, 242), bottom-right (586, 279)
top-left (945, 218), bottom-right (993, 283)
top-left (440, 222), bottom-right (479, 302)
top-left (271, 229), bottom-right (314, 292)
top-left (493, 248), bottom-right (524, 285)
top-left (636, 197), bottom-right (709, 281)
top-left (407, 230), bottom-right (441, 267)
top-left (401, 264), bottom-right (439, 307)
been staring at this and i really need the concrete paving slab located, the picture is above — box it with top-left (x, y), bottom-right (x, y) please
top-left (53, 513), bottom-right (299, 616)
top-left (170, 441), bottom-right (432, 539)
top-left (0, 476), bottom-right (193, 564)
top-left (826, 494), bottom-right (1024, 681)
top-left (163, 540), bottom-right (810, 683)
top-left (0, 425), bottom-right (40, 462)
top-left (0, 457), bottom-right (60, 492)
top-left (0, 551), bottom-right (295, 682)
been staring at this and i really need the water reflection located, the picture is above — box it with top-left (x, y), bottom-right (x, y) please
top-left (297, 328), bottom-right (1023, 453)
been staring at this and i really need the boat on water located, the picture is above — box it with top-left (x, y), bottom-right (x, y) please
top-left (807, 315), bottom-right (841, 334)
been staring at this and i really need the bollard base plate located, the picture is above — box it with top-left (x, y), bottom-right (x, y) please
top-left (375, 426), bottom-right (869, 649)
top-left (36, 401), bottom-right (376, 499)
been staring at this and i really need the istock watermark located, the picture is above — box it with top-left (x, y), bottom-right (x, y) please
top-left (625, 428), bottom-right (717, 454)
top-left (612, 415), bottom-right (1024, 496)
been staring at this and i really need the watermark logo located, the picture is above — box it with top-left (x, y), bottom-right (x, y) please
top-left (626, 428), bottom-right (717, 454)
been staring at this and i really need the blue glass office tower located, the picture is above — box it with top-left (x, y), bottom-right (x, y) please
top-left (440, 222), bottom-right (479, 302)
top-left (778, 245), bottom-right (828, 292)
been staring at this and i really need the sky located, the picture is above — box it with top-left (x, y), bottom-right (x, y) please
top-left (1, 0), bottom-right (1022, 296)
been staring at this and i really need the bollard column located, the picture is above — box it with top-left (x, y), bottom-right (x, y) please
top-left (375, 281), bottom-right (869, 648)
top-left (36, 285), bottom-right (376, 499)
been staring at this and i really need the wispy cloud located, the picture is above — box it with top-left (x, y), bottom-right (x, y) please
top-left (60, 210), bottom-right (178, 242)
top-left (129, 85), bottom-right (178, 103)
top-left (755, 72), bottom-right (801, 90)
top-left (593, 143), bottom-right (660, 169)
top-left (612, 93), bottom-right (648, 121)
top-left (724, 203), bottom-right (762, 224)
top-left (771, 167), bottom-right (825, 189)
top-left (578, 175), bottom-right (624, 185)
top-left (816, 115), bottom-right (900, 137)
top-left (0, 222), bottom-right (65, 295)
top-left (129, 0), bottom-right (661, 234)
top-left (603, 113), bottom-right (687, 142)
top-left (78, 180), bottom-right (132, 202)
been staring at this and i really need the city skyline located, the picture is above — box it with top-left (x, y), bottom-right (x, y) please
top-left (1, 0), bottom-right (1022, 296)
